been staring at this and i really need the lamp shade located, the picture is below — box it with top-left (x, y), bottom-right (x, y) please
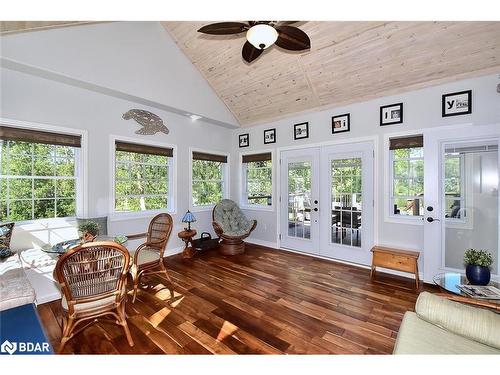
top-left (182, 210), bottom-right (196, 223)
top-left (246, 24), bottom-right (278, 50)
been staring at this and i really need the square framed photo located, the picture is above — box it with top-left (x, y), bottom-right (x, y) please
top-left (332, 113), bottom-right (350, 134)
top-left (442, 90), bottom-right (472, 117)
top-left (380, 103), bottom-right (403, 126)
top-left (294, 122), bottom-right (309, 140)
top-left (264, 128), bottom-right (276, 144)
top-left (239, 133), bottom-right (249, 148)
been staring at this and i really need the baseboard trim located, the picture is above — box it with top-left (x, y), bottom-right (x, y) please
top-left (164, 246), bottom-right (184, 257)
top-left (254, 243), bottom-right (424, 282)
top-left (246, 239), bottom-right (279, 249)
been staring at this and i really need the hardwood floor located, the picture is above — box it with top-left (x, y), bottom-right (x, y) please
top-left (37, 243), bottom-right (437, 354)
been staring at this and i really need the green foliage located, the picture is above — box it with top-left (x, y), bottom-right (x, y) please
top-left (114, 150), bottom-right (169, 212)
top-left (192, 160), bottom-right (224, 206)
top-left (392, 147), bottom-right (424, 216)
top-left (246, 160), bottom-right (272, 205)
top-left (464, 248), bottom-right (493, 267)
top-left (78, 221), bottom-right (100, 236)
top-left (0, 141), bottom-right (77, 221)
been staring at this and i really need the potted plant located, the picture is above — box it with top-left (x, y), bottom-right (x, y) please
top-left (464, 248), bottom-right (493, 285)
top-left (78, 221), bottom-right (100, 242)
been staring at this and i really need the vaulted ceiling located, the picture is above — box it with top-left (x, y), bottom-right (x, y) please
top-left (163, 21), bottom-right (500, 127)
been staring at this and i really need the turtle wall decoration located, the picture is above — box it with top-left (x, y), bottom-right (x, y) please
top-left (122, 109), bottom-right (169, 135)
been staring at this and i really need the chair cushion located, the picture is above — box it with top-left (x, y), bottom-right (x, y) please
top-left (61, 294), bottom-right (118, 312)
top-left (416, 292), bottom-right (500, 349)
top-left (394, 311), bottom-right (500, 354)
top-left (130, 247), bottom-right (160, 265)
top-left (213, 199), bottom-right (254, 236)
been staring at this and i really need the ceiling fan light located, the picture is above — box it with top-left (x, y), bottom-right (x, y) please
top-left (246, 24), bottom-right (278, 50)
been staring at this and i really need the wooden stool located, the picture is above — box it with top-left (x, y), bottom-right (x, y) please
top-left (370, 246), bottom-right (420, 289)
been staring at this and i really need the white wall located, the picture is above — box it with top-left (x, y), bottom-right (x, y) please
top-left (231, 73), bottom-right (500, 268)
top-left (1, 67), bottom-right (232, 252)
top-left (0, 22), bottom-right (238, 128)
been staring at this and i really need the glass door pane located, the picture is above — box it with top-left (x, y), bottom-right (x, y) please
top-left (287, 161), bottom-right (311, 239)
top-left (444, 143), bottom-right (498, 274)
top-left (331, 158), bottom-right (362, 247)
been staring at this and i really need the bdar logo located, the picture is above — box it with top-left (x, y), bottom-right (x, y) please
top-left (1, 340), bottom-right (17, 355)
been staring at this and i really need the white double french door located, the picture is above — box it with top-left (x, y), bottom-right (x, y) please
top-left (280, 142), bottom-right (374, 265)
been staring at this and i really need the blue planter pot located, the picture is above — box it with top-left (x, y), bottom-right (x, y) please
top-left (465, 264), bottom-right (491, 285)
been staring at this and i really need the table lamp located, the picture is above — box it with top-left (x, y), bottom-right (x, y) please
top-left (182, 210), bottom-right (196, 231)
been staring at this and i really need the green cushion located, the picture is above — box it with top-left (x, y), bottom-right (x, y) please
top-left (213, 200), bottom-right (254, 236)
top-left (416, 292), bottom-right (500, 349)
top-left (394, 311), bottom-right (500, 354)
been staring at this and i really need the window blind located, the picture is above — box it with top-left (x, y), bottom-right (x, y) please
top-left (192, 151), bottom-right (227, 163)
top-left (0, 125), bottom-right (81, 148)
top-left (242, 152), bottom-right (272, 163)
top-left (389, 135), bottom-right (423, 150)
top-left (115, 141), bottom-right (173, 157)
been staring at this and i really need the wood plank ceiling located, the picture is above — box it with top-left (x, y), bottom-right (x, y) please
top-left (0, 21), bottom-right (97, 35)
top-left (163, 21), bottom-right (500, 127)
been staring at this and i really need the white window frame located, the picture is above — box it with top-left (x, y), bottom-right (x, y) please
top-left (384, 131), bottom-right (423, 225)
top-left (0, 118), bottom-right (88, 224)
top-left (239, 149), bottom-right (275, 212)
top-left (189, 147), bottom-right (230, 212)
top-left (109, 135), bottom-right (176, 221)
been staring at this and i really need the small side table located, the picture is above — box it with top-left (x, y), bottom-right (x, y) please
top-left (370, 246), bottom-right (420, 289)
top-left (178, 229), bottom-right (197, 259)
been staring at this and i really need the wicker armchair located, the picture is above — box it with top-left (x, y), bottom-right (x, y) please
top-left (54, 241), bottom-right (133, 352)
top-left (212, 199), bottom-right (257, 255)
top-left (128, 213), bottom-right (174, 303)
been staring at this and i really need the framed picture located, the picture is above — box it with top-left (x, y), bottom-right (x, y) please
top-left (442, 90), bottom-right (472, 117)
top-left (294, 122), bottom-right (309, 140)
top-left (332, 113), bottom-right (350, 134)
top-left (380, 103), bottom-right (403, 126)
top-left (239, 133), bottom-right (249, 148)
top-left (264, 128), bottom-right (276, 144)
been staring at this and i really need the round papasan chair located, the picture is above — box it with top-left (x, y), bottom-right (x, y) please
top-left (211, 199), bottom-right (257, 255)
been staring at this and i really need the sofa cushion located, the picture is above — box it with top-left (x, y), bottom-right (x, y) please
top-left (0, 254), bottom-right (35, 311)
top-left (416, 292), bottom-right (500, 349)
top-left (394, 311), bottom-right (500, 354)
top-left (0, 222), bottom-right (15, 249)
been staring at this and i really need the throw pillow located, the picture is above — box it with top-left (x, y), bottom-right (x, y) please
top-left (0, 222), bottom-right (15, 249)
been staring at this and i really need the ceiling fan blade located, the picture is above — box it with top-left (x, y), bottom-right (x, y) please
top-left (242, 41), bottom-right (263, 63)
top-left (198, 22), bottom-right (249, 35)
top-left (275, 25), bottom-right (311, 51)
top-left (275, 21), bottom-right (299, 26)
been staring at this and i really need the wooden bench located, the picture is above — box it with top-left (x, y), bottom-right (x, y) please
top-left (370, 246), bottom-right (420, 288)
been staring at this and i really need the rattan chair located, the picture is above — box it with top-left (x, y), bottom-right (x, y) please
top-left (54, 241), bottom-right (133, 351)
top-left (128, 213), bottom-right (174, 303)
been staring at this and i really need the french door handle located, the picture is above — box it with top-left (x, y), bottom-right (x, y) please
top-left (313, 208), bottom-right (318, 212)
top-left (426, 217), bottom-right (440, 223)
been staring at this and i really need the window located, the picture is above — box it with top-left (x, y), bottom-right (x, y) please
top-left (191, 151), bottom-right (228, 207)
top-left (0, 126), bottom-right (81, 221)
top-left (114, 141), bottom-right (173, 213)
top-left (444, 152), bottom-right (465, 220)
top-left (242, 152), bottom-right (272, 207)
top-left (390, 135), bottom-right (424, 216)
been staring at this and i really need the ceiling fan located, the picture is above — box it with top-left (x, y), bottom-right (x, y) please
top-left (197, 21), bottom-right (311, 63)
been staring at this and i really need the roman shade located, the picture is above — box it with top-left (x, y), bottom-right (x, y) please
top-left (242, 152), bottom-right (272, 163)
top-left (389, 135), bottom-right (423, 150)
top-left (0, 126), bottom-right (81, 148)
top-left (115, 141), bottom-right (173, 157)
top-left (192, 151), bottom-right (227, 163)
